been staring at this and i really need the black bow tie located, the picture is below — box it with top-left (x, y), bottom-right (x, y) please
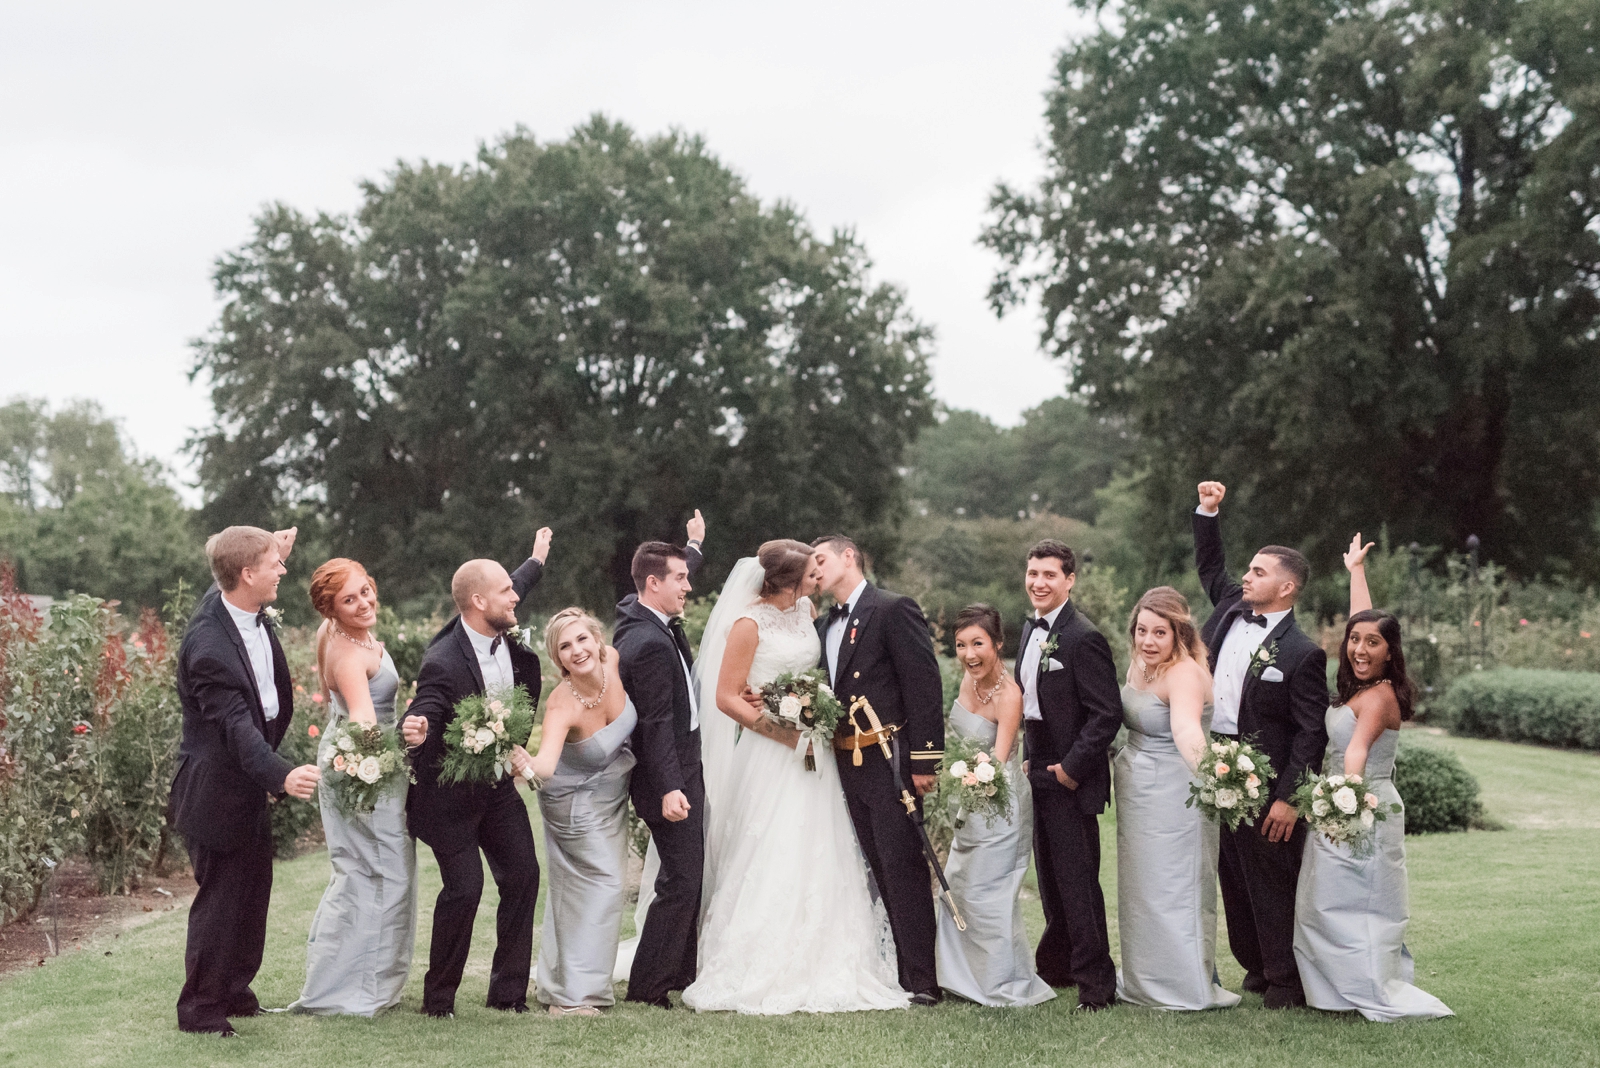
top-left (1239, 610), bottom-right (1268, 628)
top-left (489, 632), bottom-right (505, 655)
top-left (829, 603), bottom-right (850, 625)
top-left (255, 609), bottom-right (270, 628)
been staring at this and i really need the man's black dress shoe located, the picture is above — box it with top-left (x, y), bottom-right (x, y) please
top-left (1263, 986), bottom-right (1306, 1010)
top-left (492, 1002), bottom-right (531, 1014)
top-left (1241, 972), bottom-right (1270, 994)
top-left (1074, 1001), bottom-right (1112, 1013)
top-left (909, 991), bottom-right (942, 1007)
top-left (422, 1008), bottom-right (455, 1019)
top-left (627, 995), bottom-right (671, 1009)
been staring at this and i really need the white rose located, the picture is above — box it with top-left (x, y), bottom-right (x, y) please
top-left (819, 683), bottom-right (834, 696)
top-left (475, 727), bottom-right (497, 750)
top-left (1328, 774), bottom-right (1346, 787)
top-left (1211, 742), bottom-right (1226, 754)
top-left (1312, 783), bottom-right (1324, 798)
top-left (338, 735), bottom-right (356, 752)
top-left (1237, 755), bottom-right (1255, 773)
top-left (974, 763), bottom-right (996, 784)
top-left (357, 756), bottom-right (382, 784)
top-left (948, 760), bottom-right (969, 779)
top-left (1312, 798), bottom-right (1330, 817)
top-left (1247, 785), bottom-right (1259, 799)
top-left (1332, 786), bottom-right (1358, 815)
top-left (1359, 809), bottom-right (1375, 829)
top-left (779, 694), bottom-right (803, 722)
top-left (1214, 788), bottom-right (1240, 809)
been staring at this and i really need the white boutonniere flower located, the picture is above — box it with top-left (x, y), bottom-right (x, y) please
top-left (262, 606), bottom-right (283, 629)
top-left (504, 624), bottom-right (535, 651)
top-left (1248, 641), bottom-right (1279, 679)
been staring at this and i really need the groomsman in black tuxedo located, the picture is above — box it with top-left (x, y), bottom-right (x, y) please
top-left (1193, 481), bottom-right (1329, 1009)
top-left (811, 535), bottom-right (945, 1005)
top-left (400, 527), bottom-right (552, 1017)
top-left (170, 525), bottom-right (320, 1035)
top-left (613, 512), bottom-right (706, 1008)
top-left (1015, 539), bottom-right (1121, 1010)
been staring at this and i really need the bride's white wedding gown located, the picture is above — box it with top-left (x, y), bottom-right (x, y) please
top-left (682, 597), bottom-right (910, 1014)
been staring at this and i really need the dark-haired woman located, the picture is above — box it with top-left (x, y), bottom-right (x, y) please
top-left (1292, 535), bottom-right (1453, 1021)
top-left (933, 606), bottom-right (1055, 1007)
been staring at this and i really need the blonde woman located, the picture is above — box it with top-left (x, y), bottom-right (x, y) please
top-left (1113, 587), bottom-right (1240, 1010)
top-left (508, 608), bottom-right (636, 1017)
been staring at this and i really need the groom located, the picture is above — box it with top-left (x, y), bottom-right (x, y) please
top-left (1193, 481), bottom-right (1329, 1008)
top-left (812, 534), bottom-right (945, 1005)
top-left (400, 526), bottom-right (552, 1017)
top-left (613, 512), bottom-right (706, 1008)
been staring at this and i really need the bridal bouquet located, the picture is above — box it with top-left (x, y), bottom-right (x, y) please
top-left (760, 669), bottom-right (845, 770)
top-left (1291, 770), bottom-right (1402, 859)
top-left (938, 736), bottom-right (1012, 829)
top-left (1186, 736), bottom-right (1275, 831)
top-left (320, 721), bottom-right (413, 815)
top-left (439, 685), bottom-right (536, 785)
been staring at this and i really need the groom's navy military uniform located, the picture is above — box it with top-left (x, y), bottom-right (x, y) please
top-left (407, 556), bottom-right (546, 1015)
top-left (1194, 508), bottom-right (1329, 1007)
top-left (818, 581), bottom-right (944, 1000)
top-left (169, 584), bottom-right (296, 1033)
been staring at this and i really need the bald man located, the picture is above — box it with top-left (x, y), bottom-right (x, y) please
top-left (401, 531), bottom-right (550, 1017)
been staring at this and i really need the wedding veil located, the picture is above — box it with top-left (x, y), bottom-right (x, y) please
top-left (695, 556), bottom-right (765, 818)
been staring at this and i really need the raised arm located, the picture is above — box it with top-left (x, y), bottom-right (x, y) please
top-left (509, 526), bottom-right (553, 601)
top-left (1193, 481), bottom-right (1241, 608)
top-left (1344, 533), bottom-right (1375, 615)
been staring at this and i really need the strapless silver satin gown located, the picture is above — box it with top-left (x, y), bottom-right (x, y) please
top-left (1113, 686), bottom-right (1239, 1010)
top-left (290, 650), bottom-right (418, 1015)
top-left (1294, 705), bottom-right (1453, 1021)
top-left (934, 701), bottom-right (1055, 1007)
top-left (534, 699), bottom-right (638, 1008)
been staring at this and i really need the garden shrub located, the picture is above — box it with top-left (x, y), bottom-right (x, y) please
top-left (1437, 669), bottom-right (1600, 750)
top-left (1393, 739), bottom-right (1483, 834)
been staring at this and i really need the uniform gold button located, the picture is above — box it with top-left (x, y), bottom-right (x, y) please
top-left (853, 671), bottom-right (860, 678)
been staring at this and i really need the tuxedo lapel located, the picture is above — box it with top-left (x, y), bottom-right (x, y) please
top-left (1241, 609), bottom-right (1297, 704)
top-left (832, 585), bottom-right (877, 687)
top-left (451, 622), bottom-right (488, 695)
top-left (212, 596), bottom-right (268, 732)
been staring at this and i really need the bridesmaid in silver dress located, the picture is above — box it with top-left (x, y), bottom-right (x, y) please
top-left (1293, 536), bottom-right (1452, 1022)
top-left (934, 605), bottom-right (1055, 1007)
top-left (509, 608), bottom-right (636, 1018)
top-left (1114, 587), bottom-right (1239, 1011)
top-left (290, 559), bottom-right (418, 1015)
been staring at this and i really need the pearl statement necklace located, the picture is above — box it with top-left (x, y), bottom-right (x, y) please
top-left (975, 671), bottom-right (1005, 706)
top-left (334, 626), bottom-right (377, 650)
top-left (567, 670), bottom-right (608, 710)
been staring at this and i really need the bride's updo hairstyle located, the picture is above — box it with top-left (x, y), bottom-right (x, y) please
top-left (757, 539), bottom-right (814, 596)
top-left (543, 606), bottom-right (608, 677)
top-left (1126, 586), bottom-right (1208, 679)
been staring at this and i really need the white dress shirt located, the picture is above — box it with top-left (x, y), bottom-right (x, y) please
top-left (464, 621), bottom-right (515, 694)
top-left (222, 596), bottom-right (280, 722)
top-left (1020, 601), bottom-right (1067, 722)
top-left (1210, 608), bottom-right (1290, 734)
top-left (645, 604), bottom-right (698, 730)
top-left (825, 579), bottom-right (869, 684)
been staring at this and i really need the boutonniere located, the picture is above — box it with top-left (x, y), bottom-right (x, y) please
top-left (262, 606), bottom-right (283, 629)
top-left (1035, 631), bottom-right (1059, 674)
top-left (1249, 641), bottom-right (1279, 679)
top-left (505, 624), bottom-right (535, 651)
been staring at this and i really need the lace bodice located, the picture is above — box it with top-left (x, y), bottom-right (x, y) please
top-left (740, 597), bottom-right (822, 689)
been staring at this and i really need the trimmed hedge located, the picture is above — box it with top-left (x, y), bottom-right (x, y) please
top-left (1437, 669), bottom-right (1600, 750)
top-left (1393, 740), bottom-right (1483, 834)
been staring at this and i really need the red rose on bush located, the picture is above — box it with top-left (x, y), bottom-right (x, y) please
top-left (307, 724), bottom-right (320, 738)
top-left (72, 723), bottom-right (89, 734)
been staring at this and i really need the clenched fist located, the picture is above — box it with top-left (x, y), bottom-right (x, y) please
top-left (402, 714), bottom-right (429, 748)
top-left (1197, 481), bottom-right (1227, 513)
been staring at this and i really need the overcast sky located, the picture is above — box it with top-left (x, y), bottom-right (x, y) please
top-left (2, 1), bottom-right (1090, 492)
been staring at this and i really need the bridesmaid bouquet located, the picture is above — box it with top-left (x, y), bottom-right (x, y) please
top-left (439, 685), bottom-right (536, 785)
top-left (760, 669), bottom-right (845, 770)
top-left (1187, 737), bottom-right (1275, 830)
top-left (938, 737), bottom-right (1012, 829)
top-left (320, 721), bottom-right (414, 815)
top-left (1291, 770), bottom-right (1402, 859)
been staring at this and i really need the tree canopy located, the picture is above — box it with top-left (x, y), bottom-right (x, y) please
top-left (985, 0), bottom-right (1600, 579)
top-left (0, 398), bottom-right (203, 609)
top-left (192, 117), bottom-right (935, 610)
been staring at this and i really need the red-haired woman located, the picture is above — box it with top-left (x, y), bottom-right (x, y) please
top-left (287, 559), bottom-right (417, 1016)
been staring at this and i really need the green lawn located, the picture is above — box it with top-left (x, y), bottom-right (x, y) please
top-left (3, 736), bottom-right (1598, 1068)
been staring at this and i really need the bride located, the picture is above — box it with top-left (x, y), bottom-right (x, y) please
top-left (682, 539), bottom-right (910, 1014)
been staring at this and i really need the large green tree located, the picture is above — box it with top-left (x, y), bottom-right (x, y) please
top-left (0, 398), bottom-right (204, 609)
top-left (192, 117), bottom-right (935, 609)
top-left (986, 0), bottom-right (1600, 578)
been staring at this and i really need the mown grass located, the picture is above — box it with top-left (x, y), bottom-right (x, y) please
top-left (2, 736), bottom-right (1597, 1068)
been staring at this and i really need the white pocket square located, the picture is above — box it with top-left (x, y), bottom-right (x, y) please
top-left (1260, 666), bottom-right (1285, 683)
top-left (1045, 658), bottom-right (1065, 673)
